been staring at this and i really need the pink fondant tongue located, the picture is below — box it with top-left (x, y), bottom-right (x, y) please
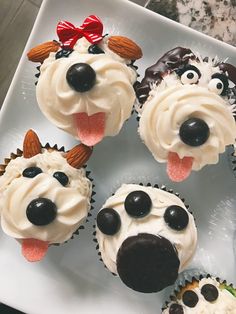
top-left (167, 152), bottom-right (193, 182)
top-left (22, 239), bottom-right (49, 262)
top-left (74, 112), bottom-right (106, 146)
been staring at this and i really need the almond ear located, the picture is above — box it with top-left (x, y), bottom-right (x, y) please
top-left (23, 130), bottom-right (42, 158)
top-left (66, 144), bottom-right (93, 169)
top-left (108, 36), bottom-right (142, 60)
top-left (27, 41), bottom-right (60, 63)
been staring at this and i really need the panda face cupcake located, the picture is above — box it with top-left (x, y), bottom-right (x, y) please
top-left (95, 184), bottom-right (197, 293)
top-left (28, 15), bottom-right (142, 146)
top-left (135, 47), bottom-right (236, 182)
top-left (162, 276), bottom-right (236, 313)
top-left (0, 130), bottom-right (93, 262)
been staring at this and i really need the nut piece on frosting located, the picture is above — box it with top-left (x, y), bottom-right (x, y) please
top-left (27, 15), bottom-right (142, 147)
top-left (0, 130), bottom-right (93, 262)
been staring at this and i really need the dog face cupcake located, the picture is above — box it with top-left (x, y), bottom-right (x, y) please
top-left (162, 275), bottom-right (236, 313)
top-left (95, 184), bottom-right (197, 293)
top-left (27, 15), bottom-right (142, 146)
top-left (0, 130), bottom-right (93, 262)
top-left (136, 47), bottom-right (236, 182)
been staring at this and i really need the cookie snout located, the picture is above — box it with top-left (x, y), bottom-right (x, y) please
top-left (116, 233), bottom-right (180, 293)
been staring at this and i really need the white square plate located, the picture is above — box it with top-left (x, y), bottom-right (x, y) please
top-left (0, 0), bottom-right (236, 313)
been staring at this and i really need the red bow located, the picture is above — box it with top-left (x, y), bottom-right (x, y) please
top-left (57, 15), bottom-right (103, 49)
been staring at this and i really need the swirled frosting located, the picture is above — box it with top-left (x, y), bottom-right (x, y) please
top-left (138, 60), bottom-right (236, 171)
top-left (163, 277), bottom-right (236, 314)
top-left (0, 150), bottom-right (92, 244)
top-left (37, 51), bottom-right (137, 139)
top-left (96, 184), bottom-right (197, 275)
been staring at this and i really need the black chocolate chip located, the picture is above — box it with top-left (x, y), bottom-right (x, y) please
top-left (22, 167), bottom-right (42, 178)
top-left (53, 171), bottom-right (69, 186)
top-left (182, 290), bottom-right (199, 307)
top-left (164, 205), bottom-right (189, 231)
top-left (26, 197), bottom-right (57, 226)
top-left (88, 44), bottom-right (105, 54)
top-left (201, 284), bottom-right (219, 302)
top-left (179, 118), bottom-right (210, 147)
top-left (124, 190), bottom-right (152, 218)
top-left (169, 303), bottom-right (184, 314)
top-left (97, 208), bottom-right (121, 235)
top-left (66, 63), bottom-right (96, 92)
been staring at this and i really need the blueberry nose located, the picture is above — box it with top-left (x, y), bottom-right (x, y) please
top-left (66, 63), bottom-right (96, 92)
top-left (26, 198), bottom-right (57, 226)
top-left (116, 233), bottom-right (180, 293)
top-left (179, 117), bottom-right (210, 147)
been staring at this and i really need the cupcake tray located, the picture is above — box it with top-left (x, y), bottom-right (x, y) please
top-left (0, 0), bottom-right (236, 313)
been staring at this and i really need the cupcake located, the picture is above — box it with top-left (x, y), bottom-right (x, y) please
top-left (95, 183), bottom-right (197, 293)
top-left (0, 130), bottom-right (93, 262)
top-left (162, 274), bottom-right (236, 313)
top-left (27, 15), bottom-right (142, 146)
top-left (135, 47), bottom-right (236, 182)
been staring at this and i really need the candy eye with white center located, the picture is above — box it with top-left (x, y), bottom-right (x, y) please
top-left (176, 65), bottom-right (201, 85)
top-left (208, 73), bottom-right (229, 96)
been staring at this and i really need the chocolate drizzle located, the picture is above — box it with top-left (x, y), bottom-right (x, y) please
top-left (219, 63), bottom-right (236, 85)
top-left (135, 47), bottom-right (195, 104)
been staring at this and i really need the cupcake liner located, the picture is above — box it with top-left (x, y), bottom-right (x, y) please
top-left (93, 182), bottom-right (192, 277)
top-left (0, 142), bottom-right (95, 247)
top-left (227, 144), bottom-right (236, 177)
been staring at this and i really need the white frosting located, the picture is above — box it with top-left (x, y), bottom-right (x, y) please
top-left (37, 50), bottom-right (137, 140)
top-left (0, 150), bottom-right (92, 244)
top-left (138, 60), bottom-right (236, 171)
top-left (96, 184), bottom-right (197, 275)
top-left (163, 277), bottom-right (236, 314)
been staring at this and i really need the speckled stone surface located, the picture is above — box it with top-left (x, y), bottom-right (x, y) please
top-left (146, 0), bottom-right (236, 46)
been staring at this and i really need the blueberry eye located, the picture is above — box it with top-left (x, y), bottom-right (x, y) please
top-left (169, 303), bottom-right (184, 314)
top-left (23, 167), bottom-right (42, 178)
top-left (201, 284), bottom-right (219, 302)
top-left (208, 73), bottom-right (229, 96)
top-left (177, 65), bottom-right (201, 85)
top-left (53, 171), bottom-right (69, 186)
top-left (97, 208), bottom-right (121, 235)
top-left (55, 49), bottom-right (73, 59)
top-left (124, 190), bottom-right (152, 218)
top-left (182, 290), bottom-right (199, 308)
top-left (164, 205), bottom-right (189, 231)
top-left (88, 44), bottom-right (104, 54)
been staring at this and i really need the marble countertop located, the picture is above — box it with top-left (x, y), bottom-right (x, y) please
top-left (146, 0), bottom-right (236, 46)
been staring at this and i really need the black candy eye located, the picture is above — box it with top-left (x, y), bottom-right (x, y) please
top-left (176, 64), bottom-right (201, 85)
top-left (66, 63), bottom-right (96, 92)
top-left (97, 208), bottom-right (121, 235)
top-left (182, 290), bottom-right (199, 308)
top-left (55, 49), bottom-right (73, 59)
top-left (201, 284), bottom-right (219, 302)
top-left (26, 197), bottom-right (57, 226)
top-left (208, 73), bottom-right (229, 96)
top-left (88, 44), bottom-right (104, 54)
top-left (53, 171), bottom-right (69, 186)
top-left (124, 190), bottom-right (152, 218)
top-left (169, 303), bottom-right (184, 314)
top-left (23, 167), bottom-right (42, 178)
top-left (164, 205), bottom-right (189, 231)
